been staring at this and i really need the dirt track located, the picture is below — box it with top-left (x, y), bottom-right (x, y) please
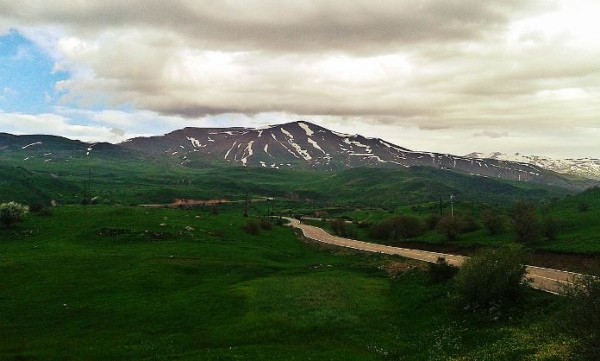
top-left (286, 218), bottom-right (581, 294)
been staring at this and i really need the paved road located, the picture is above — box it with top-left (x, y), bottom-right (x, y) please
top-left (286, 218), bottom-right (581, 294)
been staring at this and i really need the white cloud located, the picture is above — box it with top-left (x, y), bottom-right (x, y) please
top-left (0, 0), bottom-right (598, 157)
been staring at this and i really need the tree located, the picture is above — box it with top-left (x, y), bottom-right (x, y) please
top-left (481, 208), bottom-right (506, 235)
top-left (509, 202), bottom-right (539, 243)
top-left (368, 215), bottom-right (425, 243)
top-left (541, 216), bottom-right (559, 241)
top-left (436, 215), bottom-right (463, 242)
top-left (428, 257), bottom-right (458, 283)
top-left (561, 269), bottom-right (600, 360)
top-left (330, 219), bottom-right (355, 238)
top-left (455, 245), bottom-right (529, 311)
top-left (0, 202), bottom-right (29, 229)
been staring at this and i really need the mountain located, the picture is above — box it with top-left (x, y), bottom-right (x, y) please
top-left (465, 152), bottom-right (600, 181)
top-left (0, 132), bottom-right (142, 163)
top-left (121, 121), bottom-right (586, 189)
top-left (0, 122), bottom-right (595, 191)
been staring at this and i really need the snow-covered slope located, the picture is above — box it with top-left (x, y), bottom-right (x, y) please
top-left (121, 121), bottom-right (580, 187)
top-left (465, 152), bottom-right (600, 181)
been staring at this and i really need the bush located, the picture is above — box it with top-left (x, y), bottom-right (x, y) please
top-left (455, 245), bottom-right (529, 311)
top-left (541, 216), bottom-right (559, 241)
top-left (481, 208), bottom-right (506, 235)
top-left (368, 215), bottom-right (425, 242)
top-left (459, 213), bottom-right (480, 233)
top-left (428, 257), bottom-right (458, 283)
top-left (242, 219), bottom-right (260, 235)
top-left (425, 214), bottom-right (440, 231)
top-left (330, 219), bottom-right (355, 238)
top-left (561, 269), bottom-right (600, 360)
top-left (0, 202), bottom-right (29, 229)
top-left (436, 215), bottom-right (463, 242)
top-left (259, 218), bottom-right (273, 230)
top-left (29, 202), bottom-right (53, 216)
top-left (509, 202), bottom-right (539, 243)
top-left (577, 201), bottom-right (591, 212)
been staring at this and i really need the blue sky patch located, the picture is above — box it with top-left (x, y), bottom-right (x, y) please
top-left (0, 30), bottom-right (69, 114)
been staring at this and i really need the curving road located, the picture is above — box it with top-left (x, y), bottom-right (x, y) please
top-left (285, 218), bottom-right (581, 294)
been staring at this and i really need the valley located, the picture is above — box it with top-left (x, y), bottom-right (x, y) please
top-left (1, 123), bottom-right (598, 360)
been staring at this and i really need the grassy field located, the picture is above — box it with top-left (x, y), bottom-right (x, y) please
top-left (0, 205), bottom-right (578, 360)
top-left (0, 156), bottom-right (575, 208)
top-left (306, 187), bottom-right (600, 256)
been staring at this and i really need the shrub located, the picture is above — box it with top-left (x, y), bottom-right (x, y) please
top-left (509, 202), bottom-right (539, 243)
top-left (330, 219), bottom-right (355, 238)
top-left (481, 208), bottom-right (506, 235)
top-left (368, 215), bottom-right (425, 242)
top-left (436, 215), bottom-right (463, 242)
top-left (561, 269), bottom-right (600, 360)
top-left (242, 219), bottom-right (260, 235)
top-left (259, 218), bottom-right (272, 230)
top-left (0, 202), bottom-right (29, 229)
top-left (459, 213), bottom-right (480, 233)
top-left (577, 201), bottom-right (591, 212)
top-left (541, 216), bottom-right (559, 241)
top-left (428, 257), bottom-right (458, 283)
top-left (29, 202), bottom-right (52, 216)
top-left (455, 245), bottom-right (529, 311)
top-left (425, 214), bottom-right (440, 230)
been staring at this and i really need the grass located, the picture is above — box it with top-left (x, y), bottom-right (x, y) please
top-left (307, 187), bottom-right (600, 255)
top-left (0, 205), bottom-right (578, 360)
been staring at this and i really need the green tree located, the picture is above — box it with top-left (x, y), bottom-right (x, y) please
top-left (0, 202), bottom-right (29, 229)
top-left (509, 202), bottom-right (539, 243)
top-left (428, 257), bottom-right (458, 283)
top-left (436, 215), bottom-right (463, 242)
top-left (561, 269), bottom-right (600, 360)
top-left (481, 208), bottom-right (506, 235)
top-left (330, 219), bottom-right (355, 238)
top-left (455, 245), bottom-right (529, 310)
top-left (541, 216), bottom-right (559, 241)
top-left (368, 215), bottom-right (425, 242)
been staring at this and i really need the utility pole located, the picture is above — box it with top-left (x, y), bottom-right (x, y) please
top-left (87, 168), bottom-right (91, 203)
top-left (439, 194), bottom-right (443, 217)
top-left (450, 194), bottom-right (455, 218)
top-left (82, 168), bottom-right (91, 206)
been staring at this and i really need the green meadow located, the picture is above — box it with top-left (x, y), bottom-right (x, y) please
top-left (0, 205), bottom-right (577, 360)
top-left (305, 186), bottom-right (600, 256)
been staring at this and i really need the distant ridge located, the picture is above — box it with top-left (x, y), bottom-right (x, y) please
top-left (466, 152), bottom-right (600, 181)
top-left (1, 122), bottom-right (597, 190)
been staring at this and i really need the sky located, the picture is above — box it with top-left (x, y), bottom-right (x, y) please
top-left (0, 0), bottom-right (599, 158)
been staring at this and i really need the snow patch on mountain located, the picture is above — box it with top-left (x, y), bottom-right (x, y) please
top-left (466, 152), bottom-right (600, 180)
top-left (224, 141), bottom-right (237, 160)
top-left (187, 136), bottom-right (202, 148)
top-left (280, 127), bottom-right (312, 160)
top-left (308, 138), bottom-right (325, 154)
top-left (298, 122), bottom-right (314, 137)
top-left (241, 141), bottom-right (254, 166)
top-left (22, 142), bottom-right (42, 149)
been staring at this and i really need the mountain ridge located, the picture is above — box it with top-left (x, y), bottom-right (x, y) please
top-left (120, 121), bottom-right (586, 189)
top-left (1, 122), bottom-right (597, 190)
top-left (466, 152), bottom-right (600, 181)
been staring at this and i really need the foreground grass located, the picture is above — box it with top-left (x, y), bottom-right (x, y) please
top-left (1, 205), bottom-right (574, 360)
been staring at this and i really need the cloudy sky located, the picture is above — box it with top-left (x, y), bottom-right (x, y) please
top-left (0, 1), bottom-right (599, 158)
